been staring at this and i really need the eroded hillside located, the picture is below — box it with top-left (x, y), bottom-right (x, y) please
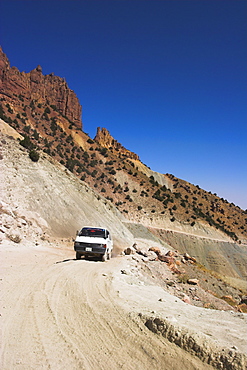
top-left (0, 47), bottom-right (246, 287)
top-left (0, 122), bottom-right (134, 250)
top-left (1, 126), bottom-right (247, 370)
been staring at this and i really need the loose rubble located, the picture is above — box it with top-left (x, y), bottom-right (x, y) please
top-left (117, 244), bottom-right (247, 369)
top-left (122, 243), bottom-right (247, 313)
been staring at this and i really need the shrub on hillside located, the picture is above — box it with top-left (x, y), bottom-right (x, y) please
top-left (44, 106), bottom-right (51, 114)
top-left (23, 125), bottom-right (31, 133)
top-left (100, 148), bottom-right (108, 156)
top-left (29, 150), bottom-right (40, 162)
top-left (19, 135), bottom-right (35, 150)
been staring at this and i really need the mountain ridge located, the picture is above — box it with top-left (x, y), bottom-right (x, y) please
top-left (1, 119), bottom-right (246, 295)
top-left (0, 48), bottom-right (247, 288)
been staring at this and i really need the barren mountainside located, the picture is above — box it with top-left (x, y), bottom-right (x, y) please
top-left (0, 46), bottom-right (246, 290)
top-left (1, 43), bottom-right (247, 366)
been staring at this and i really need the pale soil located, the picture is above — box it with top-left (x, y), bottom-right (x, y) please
top-left (1, 241), bottom-right (246, 370)
top-left (0, 123), bottom-right (247, 369)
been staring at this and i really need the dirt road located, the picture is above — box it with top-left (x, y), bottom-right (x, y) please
top-left (1, 243), bottom-right (221, 370)
top-left (1, 121), bottom-right (246, 370)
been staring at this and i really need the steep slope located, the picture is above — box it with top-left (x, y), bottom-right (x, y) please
top-left (0, 47), bottom-right (246, 286)
top-left (0, 120), bottom-right (134, 250)
top-left (1, 124), bottom-right (247, 370)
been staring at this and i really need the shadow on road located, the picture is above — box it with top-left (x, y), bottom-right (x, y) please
top-left (55, 256), bottom-right (104, 264)
top-left (55, 258), bottom-right (77, 264)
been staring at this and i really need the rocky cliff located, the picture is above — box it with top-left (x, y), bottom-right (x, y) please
top-left (0, 47), bottom-right (82, 128)
top-left (94, 127), bottom-right (140, 160)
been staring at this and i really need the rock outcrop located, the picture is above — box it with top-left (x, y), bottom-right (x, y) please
top-left (94, 127), bottom-right (140, 160)
top-left (0, 47), bottom-right (82, 128)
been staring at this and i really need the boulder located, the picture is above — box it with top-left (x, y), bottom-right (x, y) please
top-left (158, 254), bottom-right (175, 265)
top-left (2, 214), bottom-right (14, 229)
top-left (221, 295), bottom-right (237, 306)
top-left (136, 249), bottom-right (149, 257)
top-left (184, 252), bottom-right (191, 260)
top-left (148, 246), bottom-right (161, 255)
top-left (124, 246), bottom-right (136, 255)
top-left (193, 296), bottom-right (200, 301)
top-left (170, 264), bottom-right (183, 275)
top-left (166, 250), bottom-right (175, 257)
top-left (240, 295), bottom-right (247, 305)
top-left (6, 229), bottom-right (22, 243)
top-left (147, 251), bottom-right (158, 261)
top-left (183, 252), bottom-right (196, 263)
top-left (187, 278), bottom-right (199, 285)
top-left (237, 303), bottom-right (247, 313)
top-left (182, 294), bottom-right (191, 304)
top-left (166, 280), bottom-right (176, 287)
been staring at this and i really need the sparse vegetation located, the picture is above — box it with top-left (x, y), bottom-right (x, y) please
top-left (19, 135), bottom-right (35, 150)
top-left (0, 68), bottom-right (245, 245)
top-left (29, 150), bottom-right (40, 162)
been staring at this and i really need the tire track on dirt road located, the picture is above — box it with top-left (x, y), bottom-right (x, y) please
top-left (1, 245), bottom-right (214, 370)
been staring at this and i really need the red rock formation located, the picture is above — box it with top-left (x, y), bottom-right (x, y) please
top-left (0, 47), bottom-right (82, 129)
top-left (94, 127), bottom-right (140, 161)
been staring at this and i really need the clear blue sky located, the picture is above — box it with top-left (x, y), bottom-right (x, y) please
top-left (1, 0), bottom-right (246, 209)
